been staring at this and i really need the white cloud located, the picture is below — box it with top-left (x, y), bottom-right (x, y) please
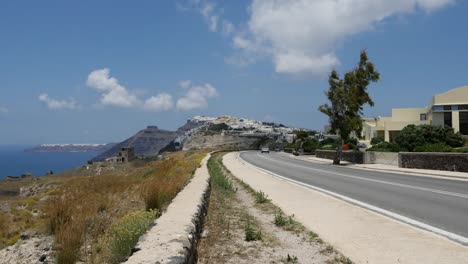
top-left (38, 94), bottom-right (78, 110)
top-left (179, 80), bottom-right (192, 89)
top-left (86, 68), bottom-right (180, 112)
top-left (143, 93), bottom-right (174, 111)
top-left (236, 0), bottom-right (455, 75)
top-left (86, 68), bottom-right (139, 107)
top-left (176, 82), bottom-right (218, 111)
top-left (0, 106), bottom-right (8, 113)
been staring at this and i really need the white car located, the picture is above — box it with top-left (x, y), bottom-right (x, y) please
top-left (260, 147), bottom-right (270, 153)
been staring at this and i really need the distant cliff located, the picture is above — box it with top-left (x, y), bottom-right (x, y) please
top-left (25, 144), bottom-right (115, 153)
top-left (92, 120), bottom-right (202, 161)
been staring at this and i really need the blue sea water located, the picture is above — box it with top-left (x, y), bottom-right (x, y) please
top-left (0, 145), bottom-right (98, 179)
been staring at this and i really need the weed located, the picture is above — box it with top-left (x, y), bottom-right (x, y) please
top-left (284, 254), bottom-right (299, 263)
top-left (308, 231), bottom-right (319, 240)
top-left (245, 222), bottom-right (262, 242)
top-left (208, 155), bottom-right (234, 192)
top-left (99, 209), bottom-right (158, 264)
top-left (274, 211), bottom-right (289, 227)
top-left (254, 190), bottom-right (269, 203)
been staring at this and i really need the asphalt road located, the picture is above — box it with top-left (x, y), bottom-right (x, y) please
top-left (240, 151), bottom-right (468, 240)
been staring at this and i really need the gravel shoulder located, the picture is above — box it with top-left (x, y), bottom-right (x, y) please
top-left (197, 152), bottom-right (350, 264)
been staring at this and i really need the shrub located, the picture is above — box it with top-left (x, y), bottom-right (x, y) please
top-left (370, 136), bottom-right (384, 145)
top-left (347, 138), bottom-right (358, 146)
top-left (414, 143), bottom-right (452, 152)
top-left (320, 138), bottom-right (338, 147)
top-left (395, 124), bottom-right (464, 151)
top-left (245, 222), bottom-right (262, 241)
top-left (452, 147), bottom-right (468, 153)
top-left (302, 138), bottom-right (319, 153)
top-left (254, 191), bottom-right (269, 203)
top-left (100, 210), bottom-right (158, 264)
top-left (367, 142), bottom-right (401, 152)
top-left (274, 211), bottom-right (289, 227)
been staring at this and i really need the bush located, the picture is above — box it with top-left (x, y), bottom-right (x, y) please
top-left (320, 138), bottom-right (338, 147)
top-left (414, 143), bottom-right (452, 152)
top-left (347, 138), bottom-right (358, 146)
top-left (395, 124), bottom-right (464, 151)
top-left (302, 138), bottom-right (319, 153)
top-left (370, 136), bottom-right (384, 146)
top-left (367, 142), bottom-right (401, 152)
top-left (100, 210), bottom-right (158, 264)
top-left (452, 147), bottom-right (468, 153)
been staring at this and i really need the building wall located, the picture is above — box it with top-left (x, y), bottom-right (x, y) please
top-left (433, 86), bottom-right (468, 105)
top-left (391, 108), bottom-right (427, 122)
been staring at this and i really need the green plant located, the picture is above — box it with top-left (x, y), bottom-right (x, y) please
top-left (370, 136), bottom-right (384, 145)
top-left (452, 147), bottom-right (468, 153)
top-left (308, 231), bottom-right (319, 240)
top-left (245, 222), bottom-right (262, 241)
top-left (274, 211), bottom-right (289, 227)
top-left (208, 156), bottom-right (234, 192)
top-left (302, 138), bottom-right (319, 153)
top-left (285, 254), bottom-right (299, 263)
top-left (413, 143), bottom-right (452, 152)
top-left (367, 141), bottom-right (401, 152)
top-left (395, 124), bottom-right (464, 151)
top-left (254, 190), bottom-right (269, 203)
top-left (100, 210), bottom-right (158, 264)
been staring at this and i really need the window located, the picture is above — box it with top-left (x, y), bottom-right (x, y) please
top-left (420, 114), bottom-right (427, 121)
top-left (444, 112), bottom-right (452, 127)
top-left (460, 112), bottom-right (468, 135)
top-left (443, 105), bottom-right (452, 111)
top-left (459, 105), bottom-right (468, 110)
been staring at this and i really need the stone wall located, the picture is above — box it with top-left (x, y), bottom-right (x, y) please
top-left (316, 150), bottom-right (364, 164)
top-left (399, 152), bottom-right (468, 172)
top-left (125, 154), bottom-right (211, 264)
top-left (365, 152), bottom-right (399, 166)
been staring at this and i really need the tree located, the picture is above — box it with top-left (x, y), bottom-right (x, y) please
top-left (319, 51), bottom-right (380, 164)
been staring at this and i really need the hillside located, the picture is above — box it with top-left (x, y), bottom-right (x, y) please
top-left (93, 120), bottom-right (201, 161)
top-left (94, 115), bottom-right (303, 161)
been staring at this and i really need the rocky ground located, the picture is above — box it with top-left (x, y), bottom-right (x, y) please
top-left (0, 234), bottom-right (54, 264)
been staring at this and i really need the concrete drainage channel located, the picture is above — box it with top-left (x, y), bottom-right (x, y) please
top-left (124, 153), bottom-right (212, 264)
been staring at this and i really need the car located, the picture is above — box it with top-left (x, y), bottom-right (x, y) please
top-left (357, 143), bottom-right (368, 149)
top-left (260, 147), bottom-right (270, 153)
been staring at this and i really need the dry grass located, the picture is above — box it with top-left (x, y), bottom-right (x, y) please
top-left (0, 149), bottom-right (208, 264)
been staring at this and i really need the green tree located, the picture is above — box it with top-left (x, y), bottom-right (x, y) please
top-left (319, 51), bottom-right (380, 164)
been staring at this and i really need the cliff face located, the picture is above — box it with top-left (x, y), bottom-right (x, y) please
top-left (92, 121), bottom-right (202, 161)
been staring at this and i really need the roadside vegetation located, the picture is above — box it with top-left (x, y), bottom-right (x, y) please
top-left (198, 152), bottom-right (352, 264)
top-left (0, 149), bottom-right (208, 264)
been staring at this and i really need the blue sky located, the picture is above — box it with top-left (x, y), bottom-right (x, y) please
top-left (0, 0), bottom-right (467, 144)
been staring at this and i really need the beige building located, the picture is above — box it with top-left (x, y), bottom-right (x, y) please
top-left (362, 86), bottom-right (468, 142)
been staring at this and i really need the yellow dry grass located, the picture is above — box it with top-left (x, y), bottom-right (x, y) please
top-left (0, 149), bottom-right (209, 264)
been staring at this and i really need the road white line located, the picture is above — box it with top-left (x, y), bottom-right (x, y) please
top-left (255, 153), bottom-right (468, 200)
top-left (236, 152), bottom-right (468, 246)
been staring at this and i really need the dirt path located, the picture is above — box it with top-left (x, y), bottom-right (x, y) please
top-left (197, 153), bottom-right (350, 264)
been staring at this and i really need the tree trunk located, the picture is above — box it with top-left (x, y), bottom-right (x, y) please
top-left (333, 138), bottom-right (344, 165)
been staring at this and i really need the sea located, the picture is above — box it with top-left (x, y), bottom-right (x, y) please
top-left (0, 145), bottom-right (98, 179)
